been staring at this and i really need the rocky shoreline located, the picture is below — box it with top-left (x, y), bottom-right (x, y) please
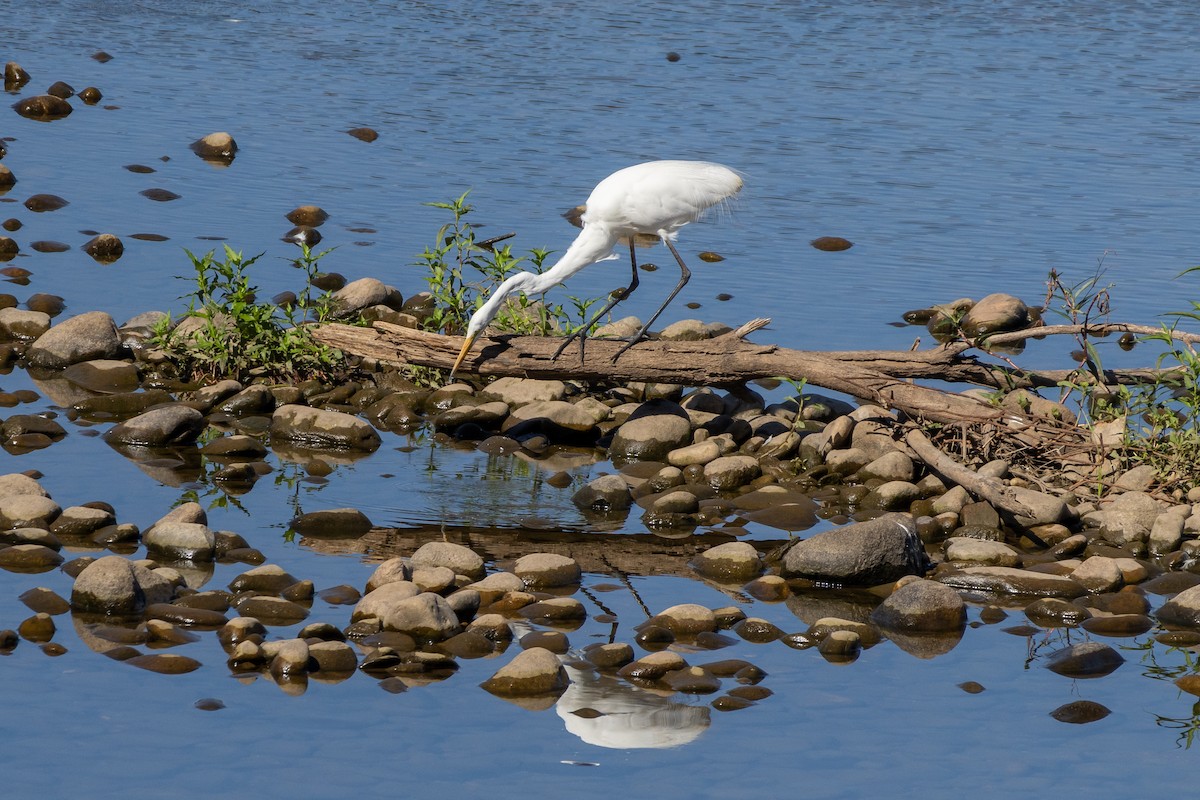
top-left (3, 298), bottom-right (1200, 711)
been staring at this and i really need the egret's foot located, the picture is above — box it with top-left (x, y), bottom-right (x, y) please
top-left (551, 329), bottom-right (588, 363)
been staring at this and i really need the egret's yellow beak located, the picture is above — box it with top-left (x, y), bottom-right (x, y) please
top-left (449, 333), bottom-right (477, 379)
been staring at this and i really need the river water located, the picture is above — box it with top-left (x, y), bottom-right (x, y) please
top-left (2, 2), bottom-right (1199, 797)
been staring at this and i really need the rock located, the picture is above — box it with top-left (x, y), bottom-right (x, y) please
top-left (1149, 507), bottom-right (1187, 556)
top-left (817, 630), bottom-right (862, 660)
top-left (651, 603), bottom-right (716, 636)
top-left (571, 474), bottom-right (631, 513)
top-left (269, 638), bottom-right (311, 677)
top-left (703, 455), bottom-right (761, 491)
top-left (781, 512), bottom-right (930, 585)
top-left (71, 555), bottom-right (146, 615)
top-left (50, 506), bottom-right (115, 538)
top-left (0, 308), bottom-right (51, 339)
top-left (82, 234), bottom-right (124, 263)
top-left (1156, 584), bottom-right (1200, 628)
top-left (190, 131), bottom-right (238, 163)
top-left (483, 377), bottom-right (567, 406)
top-left (501, 400), bottom-right (601, 443)
top-left (379, 592), bottom-right (460, 640)
top-left (13, 94), bottom-right (73, 119)
top-left (232, 595), bottom-right (308, 625)
top-left (1008, 487), bottom-right (1072, 528)
top-left (690, 541), bottom-right (763, 582)
top-left (330, 277), bottom-right (390, 316)
top-left (480, 647), bottom-right (568, 696)
top-left (411, 541), bottom-right (485, 580)
top-left (103, 405), bottom-right (205, 447)
top-left (858, 451), bottom-right (916, 483)
top-left (1099, 491), bottom-right (1159, 546)
top-left (1071, 556), bottom-right (1125, 593)
top-left (149, 502), bottom-right (207, 531)
top-left (666, 439), bottom-right (723, 467)
top-left (1050, 700), bottom-right (1111, 724)
top-left (289, 508), bottom-right (373, 538)
top-left (1043, 641), bottom-right (1125, 678)
top-left (62, 360), bottom-right (139, 393)
top-left (26, 311), bottom-right (122, 368)
top-left (286, 206), bottom-right (329, 227)
top-left (870, 579), bottom-right (966, 631)
top-left (351, 581), bottom-right (421, 622)
top-left (943, 538), bottom-right (1021, 567)
top-left (584, 642), bottom-right (635, 669)
top-left (269, 404), bottom-right (381, 451)
top-left (865, 480), bottom-right (921, 510)
top-left (228, 564), bottom-right (299, 594)
top-left (142, 522), bottom-right (215, 562)
top-left (0, 494), bottom-right (61, 529)
top-left (365, 557), bottom-right (412, 592)
top-left (938, 566), bottom-right (1084, 598)
top-left (0, 473), bottom-right (50, 500)
top-left (513, 553), bottom-right (581, 588)
top-left (0, 544), bottom-right (63, 570)
top-left (309, 640), bottom-right (357, 673)
top-left (608, 401), bottom-right (693, 461)
top-left (960, 293), bottom-right (1032, 337)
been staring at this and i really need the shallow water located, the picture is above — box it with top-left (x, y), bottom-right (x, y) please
top-left (3, 2), bottom-right (1200, 797)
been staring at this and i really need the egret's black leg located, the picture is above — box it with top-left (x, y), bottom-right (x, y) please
top-left (612, 237), bottom-right (690, 362)
top-left (552, 242), bottom-right (641, 363)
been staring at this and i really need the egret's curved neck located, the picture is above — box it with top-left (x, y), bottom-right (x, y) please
top-left (468, 224), bottom-right (619, 335)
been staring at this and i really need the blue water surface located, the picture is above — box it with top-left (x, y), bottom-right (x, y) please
top-left (2, 2), bottom-right (1199, 797)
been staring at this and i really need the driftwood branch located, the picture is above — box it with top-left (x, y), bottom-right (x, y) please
top-left (311, 316), bottom-right (1190, 427)
top-left (313, 320), bottom-right (1015, 425)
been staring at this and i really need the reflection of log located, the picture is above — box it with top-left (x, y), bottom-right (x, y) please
top-left (301, 524), bottom-right (783, 578)
top-left (314, 320), bottom-right (1021, 425)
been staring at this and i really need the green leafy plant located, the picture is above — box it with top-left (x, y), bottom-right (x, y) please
top-left (417, 192), bottom-right (599, 339)
top-left (154, 243), bottom-right (344, 382)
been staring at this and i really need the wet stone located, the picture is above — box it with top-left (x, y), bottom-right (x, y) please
top-left (71, 555), bottom-right (146, 616)
top-left (191, 131), bottom-right (238, 163)
top-left (938, 566), bottom-right (1085, 598)
top-left (744, 575), bottom-right (789, 601)
top-left (690, 541), bottom-right (763, 583)
top-left (662, 666), bottom-right (722, 694)
top-left (228, 564), bottom-right (299, 594)
top-left (651, 603), bottom-right (716, 637)
top-left (233, 595), bottom-right (310, 625)
top-left (104, 405), bottom-right (205, 447)
top-left (0, 544), bottom-right (64, 571)
top-left (1025, 598), bottom-right (1091, 627)
top-left (782, 512), bottom-right (929, 585)
top-left (269, 404), bottom-right (381, 451)
top-left (733, 617), bottom-right (784, 643)
top-left (520, 630), bottom-right (570, 654)
top-left (146, 603), bottom-right (228, 628)
top-left (571, 474), bottom-right (632, 514)
top-left (19, 586), bottom-right (69, 615)
top-left (290, 507), bottom-right (373, 538)
top-left (520, 597), bottom-right (587, 623)
top-left (0, 491), bottom-right (60, 529)
top-left (870, 579), bottom-right (966, 632)
top-left (143, 522), bottom-right (215, 562)
top-left (1044, 641), bottom-right (1125, 678)
top-left (480, 647), bottom-right (568, 696)
top-left (0, 308), bottom-right (51, 339)
top-left (1079, 614), bottom-right (1154, 638)
top-left (27, 311), bottom-right (122, 368)
top-left (18, 612), bottom-right (55, 642)
top-left (411, 541), bottom-right (484, 580)
top-left (513, 552), bottom-right (581, 588)
top-left (1050, 700), bottom-right (1111, 724)
top-left (583, 642), bottom-right (635, 670)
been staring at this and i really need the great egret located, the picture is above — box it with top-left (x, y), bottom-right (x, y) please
top-left (449, 159), bottom-right (743, 377)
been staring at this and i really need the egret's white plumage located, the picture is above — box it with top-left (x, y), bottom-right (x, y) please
top-left (450, 160), bottom-right (742, 376)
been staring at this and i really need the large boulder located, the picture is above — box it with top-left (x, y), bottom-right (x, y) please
top-left (781, 513), bottom-right (930, 585)
top-left (26, 311), bottom-right (122, 368)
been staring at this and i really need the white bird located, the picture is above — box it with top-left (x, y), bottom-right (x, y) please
top-left (449, 159), bottom-right (743, 377)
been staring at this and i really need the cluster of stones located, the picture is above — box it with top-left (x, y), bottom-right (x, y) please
top-left (4, 286), bottom-right (1200, 701)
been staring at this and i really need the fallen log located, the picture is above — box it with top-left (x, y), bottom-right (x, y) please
top-left (313, 319), bottom-right (1023, 426)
